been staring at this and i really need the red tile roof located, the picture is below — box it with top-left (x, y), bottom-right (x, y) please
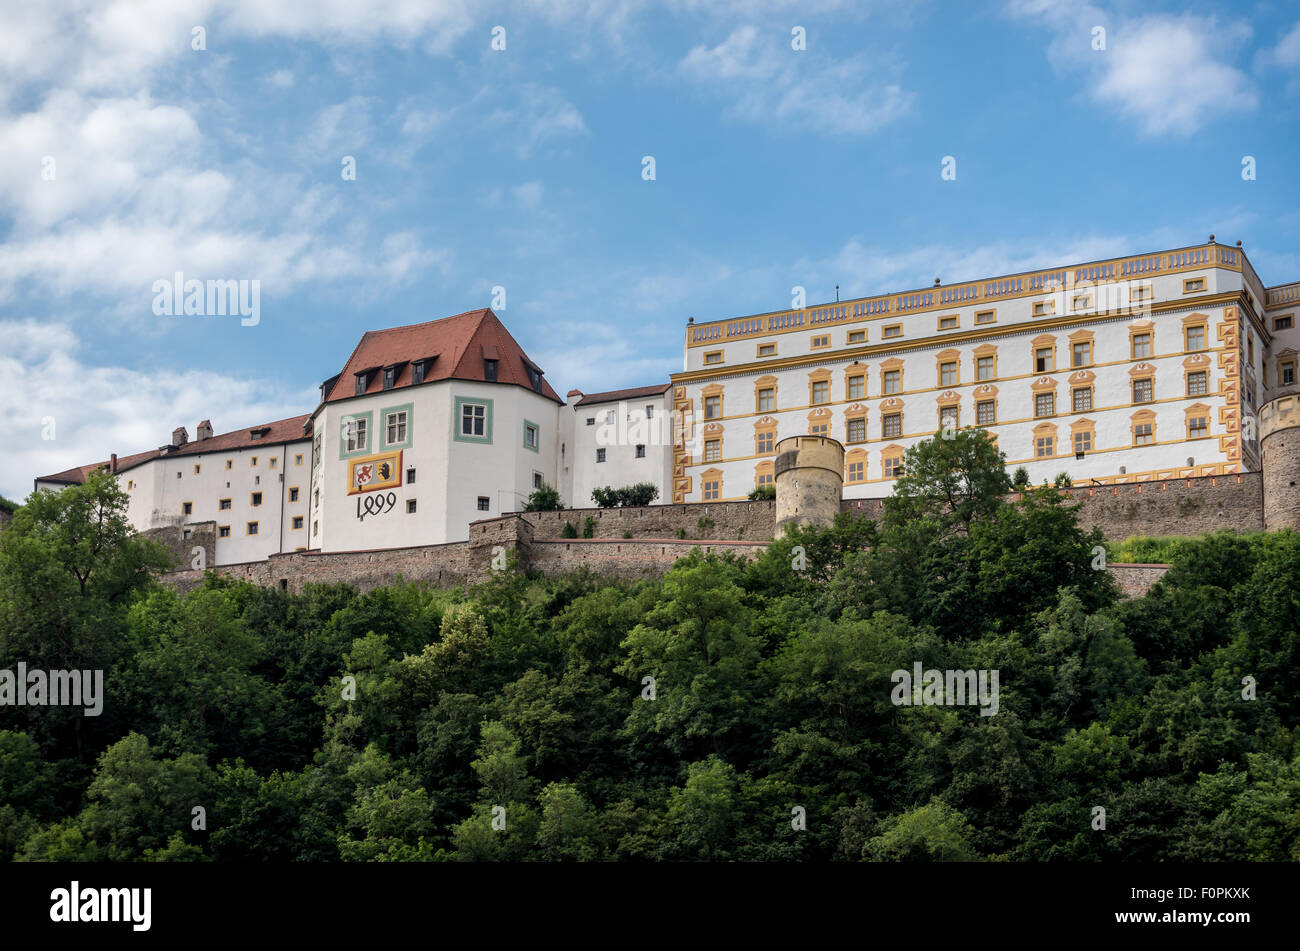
top-left (328, 308), bottom-right (562, 404)
top-left (573, 383), bottom-right (671, 406)
top-left (35, 415), bottom-right (312, 485)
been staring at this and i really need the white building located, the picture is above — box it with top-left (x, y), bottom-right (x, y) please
top-left (559, 384), bottom-right (673, 508)
top-left (670, 238), bottom-right (1298, 502)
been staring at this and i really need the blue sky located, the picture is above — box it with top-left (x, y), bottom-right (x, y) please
top-left (2, 0), bottom-right (1299, 500)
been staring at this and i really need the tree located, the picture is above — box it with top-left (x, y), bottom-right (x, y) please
top-left (524, 483), bottom-right (563, 511)
top-left (748, 484), bottom-right (776, 501)
top-left (592, 483), bottom-right (660, 508)
top-left (884, 428), bottom-right (1010, 535)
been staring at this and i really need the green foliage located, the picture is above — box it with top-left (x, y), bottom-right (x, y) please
top-left (582, 516), bottom-right (596, 539)
top-left (748, 484), bottom-right (776, 501)
top-left (561, 522), bottom-right (578, 538)
top-left (523, 483), bottom-right (563, 512)
top-left (592, 483), bottom-right (660, 508)
top-left (3, 436), bottom-right (1297, 864)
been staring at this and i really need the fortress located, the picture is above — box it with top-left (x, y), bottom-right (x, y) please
top-left (30, 236), bottom-right (1300, 592)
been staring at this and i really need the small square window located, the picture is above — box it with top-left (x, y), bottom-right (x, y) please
top-left (292, 515), bottom-right (304, 529)
top-left (289, 487), bottom-right (300, 502)
top-left (1035, 436), bottom-right (1054, 457)
top-left (1183, 277), bottom-right (1205, 293)
top-left (1134, 422), bottom-right (1154, 446)
top-left (407, 468), bottom-right (416, 483)
top-left (1273, 315), bottom-right (1294, 331)
top-left (704, 351), bottom-right (723, 365)
top-left (702, 480), bottom-right (720, 501)
top-left (251, 492), bottom-right (263, 506)
top-left (882, 324), bottom-right (902, 339)
top-left (596, 448), bottom-right (606, 463)
top-left (1189, 416), bottom-right (1208, 438)
top-left (477, 496), bottom-right (491, 511)
top-left (938, 315), bottom-right (958, 330)
top-left (847, 330), bottom-right (866, 344)
top-left (219, 525), bottom-right (231, 537)
top-left (406, 500), bottom-right (417, 514)
top-left (1187, 371), bottom-right (1208, 397)
top-left (1074, 431), bottom-right (1092, 454)
top-left (586, 417), bottom-right (595, 426)
top-left (974, 310), bottom-right (995, 324)
top-left (1035, 393), bottom-right (1055, 418)
top-left (182, 502), bottom-right (193, 516)
top-left (756, 430), bottom-right (774, 454)
top-left (219, 498), bottom-right (231, 510)
top-left (1033, 301), bottom-right (1053, 317)
top-left (524, 422), bottom-right (539, 451)
top-left (247, 521), bottom-right (259, 535)
top-left (811, 335), bottom-right (830, 349)
top-left (636, 444), bottom-right (646, 458)
top-left (883, 456), bottom-right (902, 478)
top-left (758, 343), bottom-right (777, 357)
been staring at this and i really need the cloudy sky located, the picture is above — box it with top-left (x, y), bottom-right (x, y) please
top-left (2, 0), bottom-right (1298, 500)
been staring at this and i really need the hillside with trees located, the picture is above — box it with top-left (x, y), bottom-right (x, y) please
top-left (1, 431), bottom-right (1296, 861)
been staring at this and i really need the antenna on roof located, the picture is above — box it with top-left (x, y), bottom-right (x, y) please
top-left (835, 285), bottom-right (839, 302)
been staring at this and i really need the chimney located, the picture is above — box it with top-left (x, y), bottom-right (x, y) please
top-left (110, 453), bottom-right (117, 473)
top-left (172, 426), bottom-right (188, 447)
top-left (197, 419), bottom-right (213, 441)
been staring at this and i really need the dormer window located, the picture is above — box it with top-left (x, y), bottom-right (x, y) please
top-left (484, 359), bottom-right (498, 382)
top-left (383, 366), bottom-right (396, 390)
top-left (412, 360), bottom-right (426, 385)
top-left (526, 365), bottom-right (542, 393)
top-left (355, 372), bottom-right (368, 396)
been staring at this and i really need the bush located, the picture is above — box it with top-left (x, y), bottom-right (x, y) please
top-left (591, 483), bottom-right (660, 508)
top-left (582, 516), bottom-right (596, 539)
top-left (524, 483), bottom-right (563, 511)
top-left (560, 522), bottom-right (578, 539)
top-left (748, 484), bottom-right (776, 501)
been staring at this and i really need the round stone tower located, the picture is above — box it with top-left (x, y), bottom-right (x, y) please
top-left (774, 435), bottom-right (845, 533)
top-left (1259, 391), bottom-right (1300, 532)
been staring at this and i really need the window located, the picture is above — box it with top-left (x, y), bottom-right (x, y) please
top-left (289, 487), bottom-right (300, 502)
top-left (703, 478), bottom-right (720, 501)
top-left (1071, 342), bottom-right (1091, 367)
top-left (477, 497), bottom-right (490, 511)
top-left (292, 515), bottom-right (304, 530)
top-left (977, 356), bottom-right (995, 381)
top-left (182, 501), bottom-right (193, 516)
top-left (1033, 301), bottom-right (1053, 317)
top-left (412, 360), bottom-right (426, 385)
top-left (532, 472), bottom-right (543, 489)
top-left (1187, 371), bottom-right (1208, 397)
top-left (811, 335), bottom-right (830, 349)
top-left (1183, 277), bottom-right (1205, 293)
top-left (636, 444), bottom-right (646, 458)
top-left (810, 420), bottom-right (829, 437)
top-left (940, 362), bottom-right (957, 386)
top-left (355, 373), bottom-right (368, 396)
top-left (345, 416), bottom-right (367, 452)
top-left (483, 359), bottom-right (498, 382)
top-left (758, 388), bottom-right (775, 412)
top-left (1132, 333), bottom-right (1151, 359)
top-left (1035, 435), bottom-right (1054, 457)
top-left (460, 401), bottom-right (488, 439)
top-left (1072, 387), bottom-right (1092, 412)
top-left (406, 500), bottom-right (417, 514)
top-left (1274, 315), bottom-right (1294, 331)
top-left (586, 417), bottom-right (595, 426)
top-left (938, 315), bottom-right (958, 330)
top-left (1132, 285), bottom-right (1153, 302)
top-left (1188, 416), bottom-right (1208, 438)
top-left (882, 324), bottom-right (902, 339)
top-left (704, 395), bottom-right (721, 419)
top-left (646, 405), bottom-right (654, 418)
top-left (183, 529), bottom-right (192, 541)
top-left (219, 498), bottom-right (231, 510)
top-left (523, 421), bottom-right (539, 451)
top-left (386, 411), bottom-right (408, 444)
top-left (295, 453), bottom-right (303, 465)
top-left (225, 459), bottom-right (233, 469)
top-left (883, 413), bottom-right (902, 438)
top-left (847, 330), bottom-right (866, 344)
top-left (383, 366), bottom-right (396, 390)
top-left (1132, 378), bottom-right (1153, 403)
top-left (1035, 347), bottom-right (1053, 372)
top-left (757, 430), bottom-right (774, 454)
top-left (848, 375), bottom-right (864, 400)
top-left (193, 463), bottom-right (201, 475)
top-left (976, 400), bottom-right (996, 425)
top-left (1134, 422), bottom-right (1154, 446)
top-left (883, 370), bottom-right (900, 395)
top-left (251, 492), bottom-right (263, 506)
top-left (1074, 431), bottom-right (1092, 454)
top-left (1035, 393), bottom-right (1055, 418)
top-left (127, 480), bottom-right (135, 490)
top-left (247, 521), bottom-right (259, 535)
top-left (1282, 359), bottom-right (1298, 386)
top-left (269, 457), bottom-right (277, 469)
top-left (177, 471), bottom-right (182, 479)
top-left (812, 381), bottom-right (829, 404)
top-left (758, 343), bottom-right (776, 357)
top-left (1073, 295), bottom-right (1092, 310)
top-left (847, 458), bottom-right (864, 481)
top-left (1185, 325), bottom-right (1205, 351)
top-left (847, 418), bottom-right (866, 443)
top-left (939, 406), bottom-right (959, 431)
top-left (704, 439), bottom-right (721, 462)
top-left (883, 455), bottom-right (903, 478)
top-left (596, 448), bottom-right (606, 463)
top-left (218, 525), bottom-right (231, 538)
top-left (704, 351), bottom-right (723, 365)
top-left (526, 366), bottom-right (543, 393)
top-left (975, 309), bottom-right (995, 325)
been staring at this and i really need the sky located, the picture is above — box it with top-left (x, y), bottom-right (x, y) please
top-left (2, 0), bottom-right (1299, 501)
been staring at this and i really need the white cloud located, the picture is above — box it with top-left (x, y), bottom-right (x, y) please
top-left (267, 69), bottom-right (295, 88)
top-left (512, 182), bottom-right (544, 208)
top-left (0, 320), bottom-right (316, 502)
top-left (1272, 22), bottom-right (1300, 69)
top-left (486, 84), bottom-right (588, 157)
top-left (1008, 3), bottom-right (1258, 135)
top-left (679, 26), bottom-right (914, 135)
